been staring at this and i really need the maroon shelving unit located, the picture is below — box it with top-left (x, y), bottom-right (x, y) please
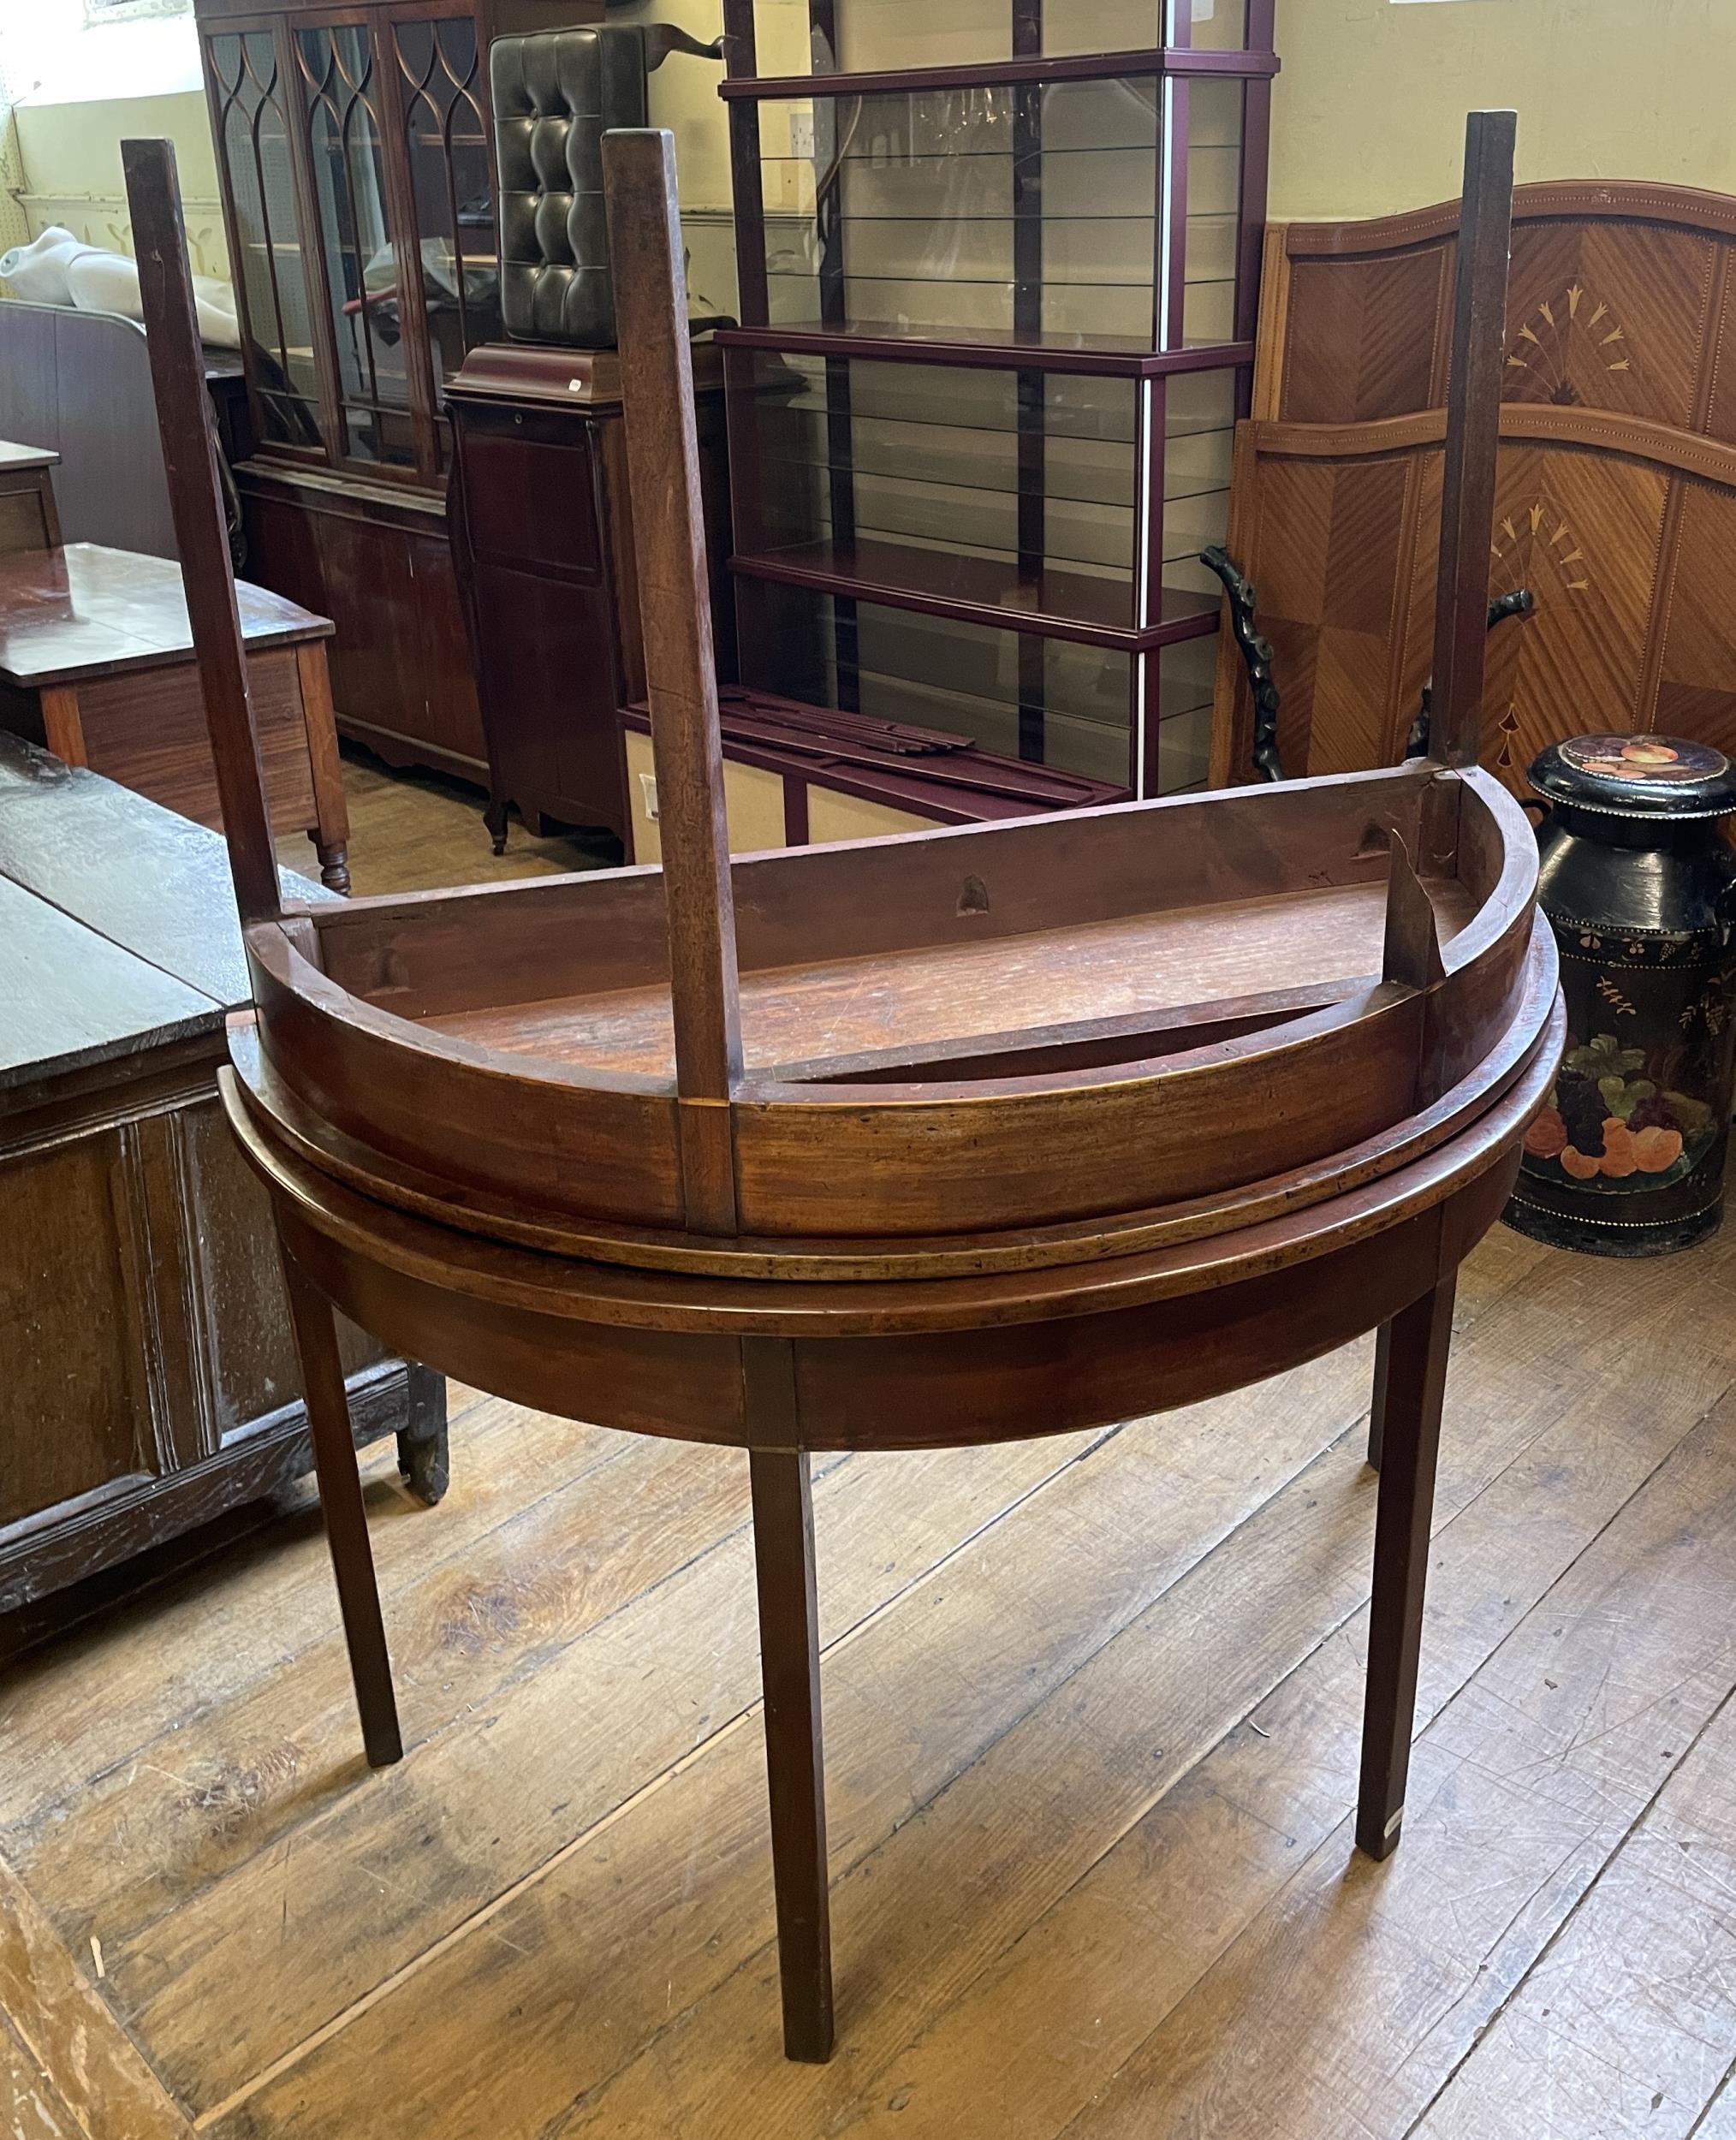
top-left (716, 0), bottom-right (1278, 799)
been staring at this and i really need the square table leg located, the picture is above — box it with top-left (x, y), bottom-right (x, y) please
top-left (1357, 1271), bottom-right (1456, 1860)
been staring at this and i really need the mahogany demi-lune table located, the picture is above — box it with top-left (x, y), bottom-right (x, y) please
top-left (118, 109), bottom-right (1556, 2065)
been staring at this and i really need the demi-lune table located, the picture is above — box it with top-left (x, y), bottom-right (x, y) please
top-left (119, 109), bottom-right (1555, 2064)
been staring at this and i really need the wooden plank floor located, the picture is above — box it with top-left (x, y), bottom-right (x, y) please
top-left (273, 745), bottom-right (618, 897)
top-left (3, 1216), bottom-right (1734, 2139)
top-left (5, 754), bottom-right (1733, 2138)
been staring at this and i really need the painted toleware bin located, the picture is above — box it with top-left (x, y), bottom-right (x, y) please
top-left (1509, 734), bottom-right (1736, 1256)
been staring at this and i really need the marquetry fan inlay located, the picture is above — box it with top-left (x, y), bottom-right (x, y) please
top-left (1506, 286), bottom-right (1632, 402)
top-left (1213, 182), bottom-right (1736, 791)
top-left (1490, 498), bottom-right (1594, 599)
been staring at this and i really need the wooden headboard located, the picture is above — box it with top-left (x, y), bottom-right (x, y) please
top-left (1210, 181), bottom-right (1736, 789)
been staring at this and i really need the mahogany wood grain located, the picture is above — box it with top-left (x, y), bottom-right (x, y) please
top-left (715, 43), bottom-right (1279, 100)
top-left (276, 1238), bottom-right (402, 1769)
top-left (747, 1426), bottom-right (834, 2063)
top-left (123, 138), bottom-right (280, 929)
top-left (293, 644), bottom-right (351, 897)
top-left (227, 931), bottom-right (1552, 1289)
top-left (603, 129), bottom-right (742, 1233)
top-left (1356, 1265), bottom-right (1456, 1859)
top-left (36, 685), bottom-right (82, 766)
top-left (304, 759), bottom-right (1439, 1019)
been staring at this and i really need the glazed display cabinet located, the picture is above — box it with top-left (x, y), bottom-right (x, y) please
top-left (717, 0), bottom-right (1277, 797)
top-left (194, 0), bottom-right (597, 784)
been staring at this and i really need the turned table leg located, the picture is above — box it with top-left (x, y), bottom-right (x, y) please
top-left (308, 830), bottom-right (351, 896)
top-left (277, 1232), bottom-right (403, 1769)
top-left (1357, 1271), bottom-right (1455, 1861)
top-left (749, 1443), bottom-right (834, 2063)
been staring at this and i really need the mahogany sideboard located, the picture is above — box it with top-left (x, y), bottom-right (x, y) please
top-left (0, 542), bottom-right (353, 891)
top-left (0, 734), bottom-right (443, 1636)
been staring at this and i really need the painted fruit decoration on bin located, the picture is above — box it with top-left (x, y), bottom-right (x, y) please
top-left (1523, 1031), bottom-right (1713, 1189)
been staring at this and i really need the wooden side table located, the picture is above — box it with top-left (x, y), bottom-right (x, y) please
top-left (0, 543), bottom-right (352, 892)
top-left (0, 441), bottom-right (62, 556)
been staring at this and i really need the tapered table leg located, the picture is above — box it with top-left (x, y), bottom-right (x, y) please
top-left (1357, 1271), bottom-right (1455, 1861)
top-left (1367, 1319), bottom-right (1394, 1471)
top-left (277, 1233), bottom-right (403, 1769)
top-left (749, 1443), bottom-right (834, 2063)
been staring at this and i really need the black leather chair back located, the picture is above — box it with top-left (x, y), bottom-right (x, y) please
top-left (490, 26), bottom-right (650, 347)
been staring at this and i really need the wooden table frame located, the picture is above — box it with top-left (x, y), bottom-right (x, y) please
top-left (119, 110), bottom-right (1555, 2066)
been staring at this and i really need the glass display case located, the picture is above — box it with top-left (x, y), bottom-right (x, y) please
top-left (197, 0), bottom-right (583, 785)
top-left (717, 0), bottom-right (1277, 796)
top-left (206, 2), bottom-right (501, 485)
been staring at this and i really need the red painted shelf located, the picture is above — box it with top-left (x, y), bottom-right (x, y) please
top-left (718, 45), bottom-right (1280, 101)
top-left (716, 322), bottom-right (1256, 378)
top-left (729, 534), bottom-right (1221, 651)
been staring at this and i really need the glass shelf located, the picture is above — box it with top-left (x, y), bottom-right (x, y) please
top-left (740, 70), bottom-right (1246, 354)
top-left (719, 0), bottom-right (1273, 794)
top-left (733, 584), bottom-right (1216, 793)
top-left (733, 0), bottom-right (1259, 76)
top-left (728, 348), bottom-right (1237, 627)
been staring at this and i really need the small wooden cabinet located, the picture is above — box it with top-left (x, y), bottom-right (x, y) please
top-left (194, 0), bottom-right (601, 785)
top-left (446, 341), bottom-right (734, 843)
top-left (0, 736), bottom-right (442, 1627)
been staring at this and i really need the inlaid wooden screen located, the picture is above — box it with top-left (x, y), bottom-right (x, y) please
top-left (1210, 182), bottom-right (1736, 789)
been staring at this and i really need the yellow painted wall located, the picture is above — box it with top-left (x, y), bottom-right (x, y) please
top-left (1269, 0), bottom-right (1736, 222)
top-left (12, 91), bottom-right (229, 281)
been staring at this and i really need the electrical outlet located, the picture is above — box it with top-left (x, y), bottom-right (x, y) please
top-left (790, 110), bottom-right (815, 160)
top-left (639, 770), bottom-right (659, 822)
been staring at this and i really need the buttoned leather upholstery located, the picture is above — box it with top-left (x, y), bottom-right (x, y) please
top-left (490, 27), bottom-right (649, 347)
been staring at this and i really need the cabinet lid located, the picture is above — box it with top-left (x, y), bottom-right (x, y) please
top-left (0, 872), bottom-right (219, 1087)
top-left (1528, 734), bottom-right (1736, 821)
top-left (447, 337), bottom-right (725, 408)
top-left (0, 734), bottom-right (330, 1018)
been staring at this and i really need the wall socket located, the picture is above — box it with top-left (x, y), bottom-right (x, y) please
top-left (789, 110), bottom-right (815, 160)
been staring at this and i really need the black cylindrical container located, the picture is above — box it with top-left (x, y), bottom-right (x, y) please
top-left (1507, 734), bottom-right (1736, 1257)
